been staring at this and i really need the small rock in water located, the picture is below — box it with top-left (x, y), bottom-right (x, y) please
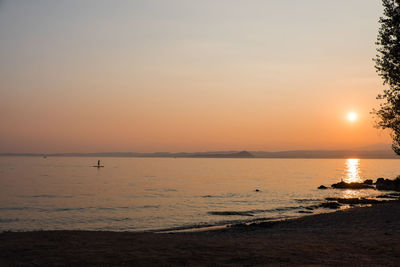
top-left (363, 179), bottom-right (373, 185)
top-left (255, 189), bottom-right (260, 192)
top-left (318, 185), bottom-right (328, 190)
top-left (375, 177), bottom-right (400, 191)
top-left (331, 181), bottom-right (374, 189)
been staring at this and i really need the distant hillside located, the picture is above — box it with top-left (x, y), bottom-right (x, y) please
top-left (1, 149), bottom-right (398, 159)
top-left (250, 149), bottom-right (398, 159)
top-left (0, 151), bottom-right (255, 158)
top-left (190, 151), bottom-right (254, 158)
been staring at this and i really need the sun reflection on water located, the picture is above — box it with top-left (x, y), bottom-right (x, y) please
top-left (344, 158), bottom-right (362, 183)
top-left (342, 189), bottom-right (363, 199)
top-left (340, 158), bottom-right (366, 199)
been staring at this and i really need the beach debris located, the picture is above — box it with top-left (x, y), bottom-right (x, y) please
top-left (318, 185), bottom-right (328, 189)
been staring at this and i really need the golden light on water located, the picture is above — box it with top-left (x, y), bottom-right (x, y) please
top-left (344, 158), bottom-right (361, 183)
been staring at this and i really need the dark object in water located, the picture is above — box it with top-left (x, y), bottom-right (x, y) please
top-left (318, 185), bottom-right (328, 190)
top-left (331, 181), bottom-right (374, 189)
top-left (93, 160), bottom-right (104, 168)
top-left (375, 177), bottom-right (400, 191)
top-left (255, 189), bottom-right (260, 192)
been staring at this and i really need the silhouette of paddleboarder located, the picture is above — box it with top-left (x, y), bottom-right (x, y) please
top-left (98, 160), bottom-right (101, 167)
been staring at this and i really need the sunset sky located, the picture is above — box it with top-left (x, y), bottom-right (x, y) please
top-left (0, 0), bottom-right (392, 153)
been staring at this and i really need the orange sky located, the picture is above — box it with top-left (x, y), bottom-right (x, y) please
top-left (0, 1), bottom-right (393, 153)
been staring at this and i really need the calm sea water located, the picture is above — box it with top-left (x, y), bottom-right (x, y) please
top-left (1, 157), bottom-right (399, 232)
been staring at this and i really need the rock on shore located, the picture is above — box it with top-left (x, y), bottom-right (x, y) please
top-left (376, 177), bottom-right (400, 191)
top-left (318, 177), bottom-right (400, 191)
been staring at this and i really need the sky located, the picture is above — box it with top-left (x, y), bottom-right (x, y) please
top-left (0, 0), bottom-right (393, 153)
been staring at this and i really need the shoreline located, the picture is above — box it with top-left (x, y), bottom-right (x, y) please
top-left (0, 202), bottom-right (378, 234)
top-left (2, 191), bottom-right (395, 234)
top-left (1, 201), bottom-right (400, 266)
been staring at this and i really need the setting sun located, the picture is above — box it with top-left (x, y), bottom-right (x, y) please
top-left (347, 112), bottom-right (358, 122)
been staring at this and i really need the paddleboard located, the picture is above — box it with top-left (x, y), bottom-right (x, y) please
top-left (92, 166), bottom-right (104, 168)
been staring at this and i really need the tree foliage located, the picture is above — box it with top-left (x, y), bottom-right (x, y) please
top-left (374, 0), bottom-right (400, 154)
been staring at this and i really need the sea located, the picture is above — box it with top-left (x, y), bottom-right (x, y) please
top-left (0, 156), bottom-right (399, 232)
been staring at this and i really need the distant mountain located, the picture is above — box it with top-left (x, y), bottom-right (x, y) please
top-left (0, 151), bottom-right (255, 158)
top-left (250, 149), bottom-right (398, 159)
top-left (1, 149), bottom-right (399, 159)
top-left (190, 151), bottom-right (254, 158)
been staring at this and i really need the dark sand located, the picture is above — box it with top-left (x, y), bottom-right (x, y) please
top-left (1, 202), bottom-right (400, 266)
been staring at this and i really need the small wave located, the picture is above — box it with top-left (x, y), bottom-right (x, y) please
top-left (200, 193), bottom-right (239, 199)
top-left (0, 218), bottom-right (19, 223)
top-left (208, 211), bottom-right (254, 216)
top-left (49, 207), bottom-right (88, 212)
top-left (273, 206), bottom-right (301, 212)
top-left (47, 205), bottom-right (161, 213)
top-left (85, 217), bottom-right (132, 223)
top-left (208, 206), bottom-right (305, 218)
top-left (155, 216), bottom-right (289, 233)
top-left (108, 217), bottom-right (131, 222)
top-left (145, 188), bottom-right (179, 192)
top-left (126, 194), bottom-right (168, 199)
top-left (294, 198), bottom-right (322, 203)
top-left (0, 207), bottom-right (31, 211)
top-left (117, 205), bottom-right (160, 210)
top-left (20, 194), bottom-right (74, 199)
top-left (97, 207), bottom-right (115, 211)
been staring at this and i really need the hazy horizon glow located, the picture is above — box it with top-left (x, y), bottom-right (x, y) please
top-left (0, 0), bottom-right (393, 153)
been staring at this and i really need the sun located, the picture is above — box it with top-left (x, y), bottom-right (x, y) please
top-left (347, 112), bottom-right (357, 122)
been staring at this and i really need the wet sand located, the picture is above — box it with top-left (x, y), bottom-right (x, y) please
top-left (1, 201), bottom-right (400, 266)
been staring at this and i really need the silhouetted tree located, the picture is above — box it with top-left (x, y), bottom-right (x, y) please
top-left (373, 0), bottom-right (400, 154)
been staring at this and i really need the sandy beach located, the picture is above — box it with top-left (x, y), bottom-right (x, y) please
top-left (1, 201), bottom-right (400, 266)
